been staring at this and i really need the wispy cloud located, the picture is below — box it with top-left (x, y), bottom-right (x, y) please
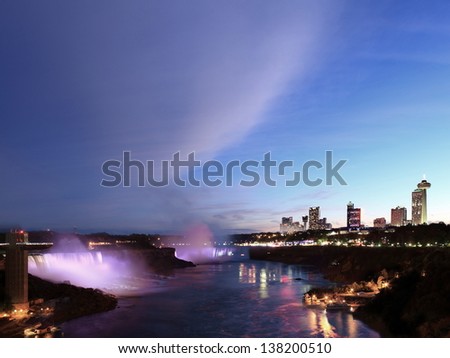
top-left (79, 1), bottom-right (343, 160)
top-left (4, 1), bottom-right (398, 233)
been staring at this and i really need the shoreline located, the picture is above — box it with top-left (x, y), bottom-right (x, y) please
top-left (0, 273), bottom-right (118, 338)
top-left (249, 246), bottom-right (450, 337)
top-left (0, 247), bottom-right (194, 338)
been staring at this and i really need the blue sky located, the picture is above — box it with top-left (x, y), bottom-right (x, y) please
top-left (1, 1), bottom-right (450, 234)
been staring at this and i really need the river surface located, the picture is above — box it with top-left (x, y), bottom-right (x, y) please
top-left (61, 259), bottom-right (379, 338)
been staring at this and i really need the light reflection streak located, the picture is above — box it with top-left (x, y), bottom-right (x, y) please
top-left (259, 268), bottom-right (268, 299)
top-left (238, 263), bottom-right (256, 284)
top-left (307, 309), bottom-right (339, 338)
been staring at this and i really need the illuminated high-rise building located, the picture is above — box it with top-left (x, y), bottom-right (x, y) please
top-left (309, 207), bottom-right (320, 231)
top-left (347, 201), bottom-right (361, 230)
top-left (391, 206), bottom-right (407, 226)
top-left (412, 179), bottom-right (431, 225)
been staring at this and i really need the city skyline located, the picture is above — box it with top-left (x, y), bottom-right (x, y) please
top-left (279, 176), bottom-right (435, 232)
top-left (2, 2), bottom-right (450, 235)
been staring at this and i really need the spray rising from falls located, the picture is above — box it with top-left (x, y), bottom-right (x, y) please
top-left (174, 246), bottom-right (247, 264)
top-left (28, 238), bottom-right (164, 296)
top-left (172, 224), bottom-right (248, 264)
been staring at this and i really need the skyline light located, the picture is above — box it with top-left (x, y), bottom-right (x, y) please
top-left (2, 1), bottom-right (450, 235)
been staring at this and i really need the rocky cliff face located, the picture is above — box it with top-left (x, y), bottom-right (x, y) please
top-left (142, 247), bottom-right (195, 273)
top-left (355, 249), bottom-right (450, 337)
top-left (28, 274), bottom-right (118, 323)
top-left (0, 272), bottom-right (117, 337)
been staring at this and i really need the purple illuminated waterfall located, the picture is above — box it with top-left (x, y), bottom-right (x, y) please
top-left (28, 250), bottom-right (163, 296)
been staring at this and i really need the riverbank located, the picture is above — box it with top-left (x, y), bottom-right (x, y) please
top-left (0, 246), bottom-right (195, 337)
top-left (0, 272), bottom-right (117, 337)
top-left (249, 246), bottom-right (450, 337)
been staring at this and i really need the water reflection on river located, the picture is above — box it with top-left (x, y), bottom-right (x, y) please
top-left (62, 260), bottom-right (379, 338)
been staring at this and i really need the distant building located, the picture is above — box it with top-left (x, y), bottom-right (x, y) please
top-left (280, 217), bottom-right (301, 234)
top-left (309, 207), bottom-right (320, 231)
top-left (307, 207), bottom-right (331, 231)
top-left (391, 206), bottom-right (407, 226)
top-left (318, 217), bottom-right (332, 230)
top-left (347, 201), bottom-right (361, 230)
top-left (412, 179), bottom-right (431, 225)
top-left (373, 217), bottom-right (386, 228)
top-left (291, 222), bottom-right (301, 232)
top-left (302, 216), bottom-right (308, 231)
top-left (412, 190), bottom-right (424, 225)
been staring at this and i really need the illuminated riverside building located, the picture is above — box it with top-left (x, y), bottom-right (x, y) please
top-left (347, 202), bottom-right (361, 230)
top-left (412, 179), bottom-right (431, 225)
top-left (391, 206), bottom-right (407, 226)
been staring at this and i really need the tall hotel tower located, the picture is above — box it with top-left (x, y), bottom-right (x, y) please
top-left (391, 206), bottom-right (407, 226)
top-left (412, 179), bottom-right (431, 225)
top-left (309, 207), bottom-right (320, 231)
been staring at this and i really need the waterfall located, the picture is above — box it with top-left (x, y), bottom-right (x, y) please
top-left (174, 246), bottom-right (248, 264)
top-left (29, 251), bottom-right (104, 272)
top-left (28, 251), bottom-right (161, 296)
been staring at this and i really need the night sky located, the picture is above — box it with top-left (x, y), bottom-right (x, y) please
top-left (2, 1), bottom-right (450, 234)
